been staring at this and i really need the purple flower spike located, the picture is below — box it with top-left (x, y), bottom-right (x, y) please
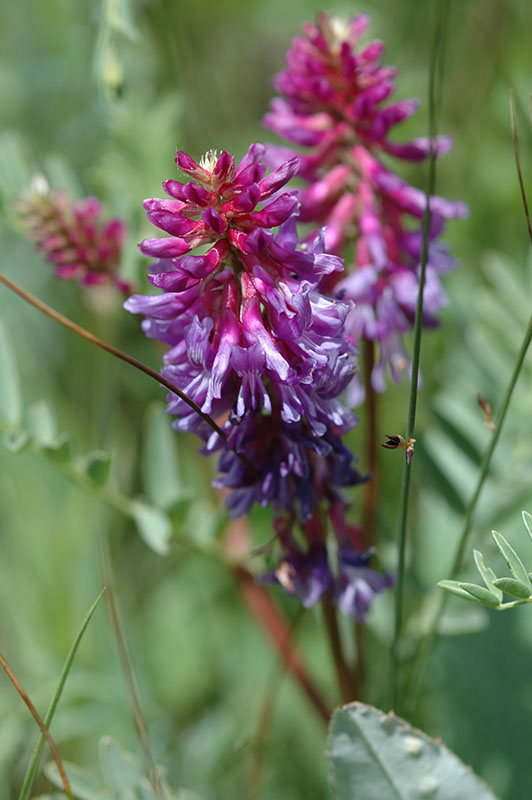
top-left (18, 178), bottom-right (131, 293)
top-left (264, 12), bottom-right (467, 398)
top-left (126, 144), bottom-right (363, 519)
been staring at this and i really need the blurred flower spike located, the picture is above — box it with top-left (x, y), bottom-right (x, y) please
top-left (18, 176), bottom-right (131, 293)
top-left (264, 11), bottom-right (468, 402)
top-left (126, 144), bottom-right (366, 521)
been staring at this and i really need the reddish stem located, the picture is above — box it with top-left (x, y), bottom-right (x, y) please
top-left (233, 565), bottom-right (331, 724)
top-left (322, 594), bottom-right (359, 704)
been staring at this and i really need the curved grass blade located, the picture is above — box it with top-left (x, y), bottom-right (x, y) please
top-left (18, 588), bottom-right (106, 800)
top-left (0, 652), bottom-right (73, 800)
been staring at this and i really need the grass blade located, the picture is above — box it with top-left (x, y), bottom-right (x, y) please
top-left (18, 588), bottom-right (106, 800)
top-left (0, 653), bottom-right (73, 800)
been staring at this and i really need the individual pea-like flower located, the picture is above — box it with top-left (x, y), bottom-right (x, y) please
top-left (125, 144), bottom-right (365, 519)
top-left (18, 177), bottom-right (131, 293)
top-left (263, 12), bottom-right (468, 400)
top-left (265, 507), bottom-right (392, 619)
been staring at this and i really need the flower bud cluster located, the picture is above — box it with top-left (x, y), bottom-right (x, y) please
top-left (264, 12), bottom-right (468, 400)
top-left (18, 179), bottom-right (130, 293)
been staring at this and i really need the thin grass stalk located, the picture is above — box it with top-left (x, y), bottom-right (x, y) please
top-left (0, 652), bottom-right (73, 800)
top-left (97, 532), bottom-right (164, 800)
top-left (18, 588), bottom-right (106, 800)
top-left (406, 90), bottom-right (532, 709)
top-left (389, 0), bottom-right (447, 710)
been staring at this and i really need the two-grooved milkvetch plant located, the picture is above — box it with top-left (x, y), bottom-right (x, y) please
top-left (263, 12), bottom-right (468, 400)
top-left (125, 144), bottom-right (391, 616)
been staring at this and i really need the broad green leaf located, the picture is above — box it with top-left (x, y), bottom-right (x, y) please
top-left (459, 582), bottom-right (500, 607)
top-left (473, 550), bottom-right (502, 601)
top-left (522, 510), bottom-right (532, 543)
top-left (131, 501), bottom-right (172, 556)
top-left (329, 703), bottom-right (498, 799)
top-left (491, 530), bottom-right (530, 586)
top-left (43, 760), bottom-right (109, 800)
top-left (0, 319), bottom-right (22, 425)
top-left (27, 401), bottom-right (57, 446)
top-left (84, 450), bottom-right (112, 486)
top-left (437, 580), bottom-right (477, 601)
top-left (492, 577), bottom-right (531, 599)
top-left (142, 402), bottom-right (183, 510)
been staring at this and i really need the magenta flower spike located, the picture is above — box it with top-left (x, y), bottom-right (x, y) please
top-left (18, 178), bottom-right (130, 293)
top-left (263, 12), bottom-right (468, 398)
top-left (126, 144), bottom-right (366, 520)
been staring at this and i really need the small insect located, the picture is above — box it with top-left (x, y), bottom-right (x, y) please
top-left (381, 434), bottom-right (416, 465)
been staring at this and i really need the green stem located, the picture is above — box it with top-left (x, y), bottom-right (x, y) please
top-left (18, 589), bottom-right (106, 800)
top-left (389, 0), bottom-right (447, 711)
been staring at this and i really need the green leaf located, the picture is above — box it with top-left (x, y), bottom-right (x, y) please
top-left (491, 530), bottom-right (530, 586)
top-left (473, 549), bottom-right (502, 601)
top-left (0, 319), bottom-right (22, 425)
top-left (437, 580), bottom-right (478, 601)
top-left (27, 401), bottom-right (57, 446)
top-left (84, 450), bottom-right (112, 486)
top-left (459, 582), bottom-right (501, 607)
top-left (43, 432), bottom-right (73, 465)
top-left (43, 760), bottom-right (108, 800)
top-left (3, 429), bottom-right (29, 453)
top-left (142, 402), bottom-right (183, 510)
top-left (522, 510), bottom-right (532, 543)
top-left (329, 703), bottom-right (498, 799)
top-left (492, 577), bottom-right (531, 599)
top-left (99, 737), bottom-right (153, 798)
top-left (131, 501), bottom-right (172, 556)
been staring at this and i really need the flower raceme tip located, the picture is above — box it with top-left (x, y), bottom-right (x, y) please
top-left (263, 11), bottom-right (468, 400)
top-left (125, 144), bottom-right (365, 519)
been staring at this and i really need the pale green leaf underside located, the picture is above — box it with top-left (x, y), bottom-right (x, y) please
top-left (329, 703), bottom-right (498, 800)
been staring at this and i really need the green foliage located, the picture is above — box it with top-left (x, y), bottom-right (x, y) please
top-left (439, 513), bottom-right (532, 609)
top-left (19, 591), bottom-right (106, 800)
top-left (329, 703), bottom-right (497, 800)
top-left (38, 737), bottom-right (188, 800)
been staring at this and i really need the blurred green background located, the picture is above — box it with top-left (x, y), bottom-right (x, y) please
top-left (1, 0), bottom-right (532, 798)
